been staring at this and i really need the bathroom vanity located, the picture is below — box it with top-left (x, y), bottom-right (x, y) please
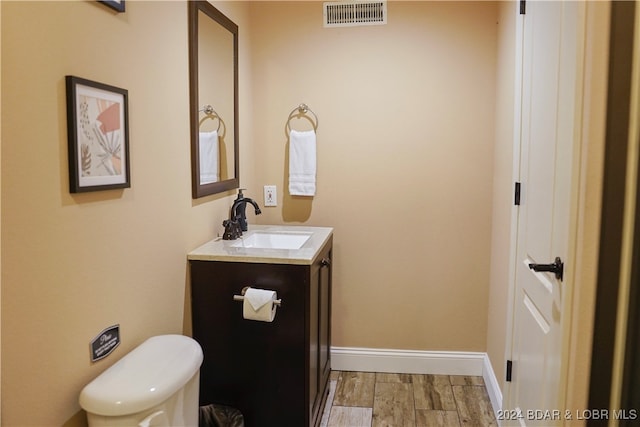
top-left (188, 225), bottom-right (333, 427)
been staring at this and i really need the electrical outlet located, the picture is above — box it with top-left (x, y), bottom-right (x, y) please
top-left (264, 185), bottom-right (277, 207)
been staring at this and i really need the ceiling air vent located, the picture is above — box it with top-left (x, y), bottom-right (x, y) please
top-left (323, 1), bottom-right (387, 28)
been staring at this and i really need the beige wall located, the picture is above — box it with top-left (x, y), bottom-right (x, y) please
top-left (486, 0), bottom-right (516, 385)
top-left (1, 1), bottom-right (252, 425)
top-left (249, 1), bottom-right (499, 351)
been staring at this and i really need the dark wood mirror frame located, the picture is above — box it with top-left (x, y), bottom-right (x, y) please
top-left (189, 0), bottom-right (239, 198)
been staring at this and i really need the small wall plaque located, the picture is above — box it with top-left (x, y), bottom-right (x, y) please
top-left (90, 324), bottom-right (120, 362)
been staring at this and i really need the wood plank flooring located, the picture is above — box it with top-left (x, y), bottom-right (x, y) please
top-left (320, 371), bottom-right (497, 427)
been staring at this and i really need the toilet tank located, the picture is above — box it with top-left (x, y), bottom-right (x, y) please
top-left (79, 334), bottom-right (204, 427)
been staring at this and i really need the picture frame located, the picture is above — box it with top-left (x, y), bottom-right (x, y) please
top-left (99, 0), bottom-right (125, 13)
top-left (66, 76), bottom-right (130, 193)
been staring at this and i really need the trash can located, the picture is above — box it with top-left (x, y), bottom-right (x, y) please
top-left (199, 404), bottom-right (245, 427)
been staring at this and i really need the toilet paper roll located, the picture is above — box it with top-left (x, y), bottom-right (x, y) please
top-left (242, 288), bottom-right (278, 322)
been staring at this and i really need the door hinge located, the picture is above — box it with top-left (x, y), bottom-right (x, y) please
top-left (520, 0), bottom-right (526, 15)
top-left (514, 182), bottom-right (521, 206)
top-left (506, 360), bottom-right (513, 382)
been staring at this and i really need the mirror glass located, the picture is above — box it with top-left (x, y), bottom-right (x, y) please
top-left (189, 1), bottom-right (239, 198)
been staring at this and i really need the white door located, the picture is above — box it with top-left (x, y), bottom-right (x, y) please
top-left (508, 1), bottom-right (582, 424)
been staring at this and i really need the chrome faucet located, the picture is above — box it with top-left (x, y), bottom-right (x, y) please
top-left (222, 191), bottom-right (262, 240)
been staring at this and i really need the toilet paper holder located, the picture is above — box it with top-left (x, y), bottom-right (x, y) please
top-left (233, 286), bottom-right (282, 307)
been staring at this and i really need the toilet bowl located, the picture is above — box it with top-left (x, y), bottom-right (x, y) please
top-left (79, 334), bottom-right (204, 427)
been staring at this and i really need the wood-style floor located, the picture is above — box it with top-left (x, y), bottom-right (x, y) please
top-left (320, 371), bottom-right (498, 427)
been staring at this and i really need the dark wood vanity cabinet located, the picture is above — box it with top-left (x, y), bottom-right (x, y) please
top-left (190, 236), bottom-right (332, 427)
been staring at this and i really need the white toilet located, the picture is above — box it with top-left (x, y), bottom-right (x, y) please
top-left (79, 334), bottom-right (204, 427)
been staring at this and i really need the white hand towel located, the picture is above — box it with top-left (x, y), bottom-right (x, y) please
top-left (199, 130), bottom-right (219, 184)
top-left (289, 129), bottom-right (317, 196)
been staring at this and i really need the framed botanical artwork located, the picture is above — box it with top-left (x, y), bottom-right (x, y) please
top-left (66, 76), bottom-right (130, 193)
top-left (99, 0), bottom-right (125, 13)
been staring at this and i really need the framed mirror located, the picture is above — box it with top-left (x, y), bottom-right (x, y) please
top-left (189, 0), bottom-right (239, 198)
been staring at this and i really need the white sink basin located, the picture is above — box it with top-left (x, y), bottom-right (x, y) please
top-left (230, 230), bottom-right (313, 250)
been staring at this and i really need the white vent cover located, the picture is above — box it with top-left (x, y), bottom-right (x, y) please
top-left (323, 1), bottom-right (387, 27)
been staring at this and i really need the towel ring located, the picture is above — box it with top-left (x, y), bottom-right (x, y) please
top-left (199, 104), bottom-right (221, 133)
top-left (286, 103), bottom-right (318, 132)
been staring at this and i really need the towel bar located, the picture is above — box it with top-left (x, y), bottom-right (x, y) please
top-left (233, 286), bottom-right (282, 306)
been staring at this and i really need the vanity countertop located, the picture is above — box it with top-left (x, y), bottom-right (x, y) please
top-left (187, 224), bottom-right (333, 265)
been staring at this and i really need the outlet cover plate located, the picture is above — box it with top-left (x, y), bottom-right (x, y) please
top-left (264, 185), bottom-right (277, 207)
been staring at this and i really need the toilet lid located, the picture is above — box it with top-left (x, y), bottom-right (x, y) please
top-left (79, 335), bottom-right (203, 416)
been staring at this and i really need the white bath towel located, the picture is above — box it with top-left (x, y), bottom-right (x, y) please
top-left (199, 130), bottom-right (219, 184)
top-left (289, 129), bottom-right (316, 196)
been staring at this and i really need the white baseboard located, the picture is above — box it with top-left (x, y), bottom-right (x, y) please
top-left (330, 346), bottom-right (503, 420)
top-left (482, 353), bottom-right (503, 424)
top-left (331, 346), bottom-right (485, 375)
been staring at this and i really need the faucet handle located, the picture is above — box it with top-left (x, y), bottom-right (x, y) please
top-left (222, 219), bottom-right (242, 240)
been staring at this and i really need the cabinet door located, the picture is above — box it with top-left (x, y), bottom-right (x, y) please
top-left (319, 250), bottom-right (332, 389)
top-left (309, 258), bottom-right (320, 424)
top-left (309, 241), bottom-right (333, 426)
top-left (191, 260), bottom-right (308, 426)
